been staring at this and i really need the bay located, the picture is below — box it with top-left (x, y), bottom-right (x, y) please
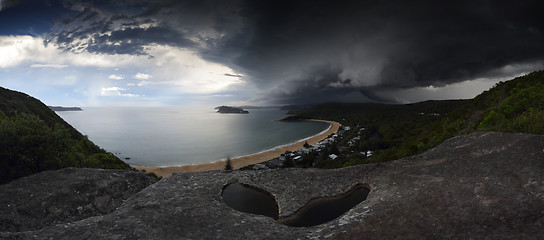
top-left (56, 108), bottom-right (329, 166)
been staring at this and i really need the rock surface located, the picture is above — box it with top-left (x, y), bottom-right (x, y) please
top-left (1, 132), bottom-right (543, 239)
top-left (0, 168), bottom-right (156, 232)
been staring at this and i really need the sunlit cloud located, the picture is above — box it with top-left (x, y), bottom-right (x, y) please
top-left (108, 74), bottom-right (124, 80)
top-left (100, 86), bottom-right (138, 97)
top-left (30, 64), bottom-right (68, 69)
top-left (142, 45), bottom-right (245, 94)
top-left (0, 35), bottom-right (144, 68)
top-left (0, 35), bottom-right (249, 106)
top-left (133, 73), bottom-right (151, 80)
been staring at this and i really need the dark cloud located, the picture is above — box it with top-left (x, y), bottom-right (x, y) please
top-left (224, 73), bottom-right (243, 78)
top-left (51, 0), bottom-right (544, 104)
top-left (0, 0), bottom-right (21, 11)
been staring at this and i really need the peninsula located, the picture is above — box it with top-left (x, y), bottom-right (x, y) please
top-left (48, 106), bottom-right (83, 111)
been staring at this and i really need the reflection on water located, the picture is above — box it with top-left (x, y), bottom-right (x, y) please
top-left (57, 108), bottom-right (329, 166)
top-left (279, 184), bottom-right (370, 227)
top-left (221, 183), bottom-right (370, 227)
top-left (221, 183), bottom-right (279, 219)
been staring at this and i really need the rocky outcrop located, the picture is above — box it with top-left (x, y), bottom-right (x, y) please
top-left (1, 132), bottom-right (543, 239)
top-left (0, 168), bottom-right (156, 232)
top-left (216, 106), bottom-right (249, 114)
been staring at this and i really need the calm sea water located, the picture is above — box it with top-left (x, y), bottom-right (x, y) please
top-left (56, 108), bottom-right (329, 166)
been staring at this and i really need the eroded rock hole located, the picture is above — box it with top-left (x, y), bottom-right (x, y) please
top-left (221, 183), bottom-right (279, 219)
top-left (221, 183), bottom-right (370, 227)
top-left (278, 184), bottom-right (370, 227)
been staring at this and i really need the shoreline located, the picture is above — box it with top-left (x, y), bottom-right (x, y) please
top-left (132, 119), bottom-right (341, 177)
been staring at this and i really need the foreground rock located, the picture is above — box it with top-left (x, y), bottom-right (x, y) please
top-left (1, 132), bottom-right (543, 239)
top-left (0, 168), bottom-right (156, 232)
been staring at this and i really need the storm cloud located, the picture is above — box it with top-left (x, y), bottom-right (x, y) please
top-left (51, 0), bottom-right (544, 104)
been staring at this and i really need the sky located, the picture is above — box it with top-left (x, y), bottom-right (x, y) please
top-left (0, 0), bottom-right (543, 107)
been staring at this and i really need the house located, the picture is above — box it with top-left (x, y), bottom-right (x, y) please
top-left (329, 154), bottom-right (338, 160)
top-left (348, 136), bottom-right (361, 146)
top-left (269, 159), bottom-right (284, 168)
top-left (293, 156), bottom-right (302, 161)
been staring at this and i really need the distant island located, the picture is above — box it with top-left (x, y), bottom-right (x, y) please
top-left (215, 106), bottom-right (249, 114)
top-left (48, 106), bottom-right (83, 111)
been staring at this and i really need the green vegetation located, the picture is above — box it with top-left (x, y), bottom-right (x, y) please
top-left (0, 87), bottom-right (130, 184)
top-left (216, 106), bottom-right (249, 114)
top-left (225, 158), bottom-right (233, 171)
top-left (286, 70), bottom-right (544, 168)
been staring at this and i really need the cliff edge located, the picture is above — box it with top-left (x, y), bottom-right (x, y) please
top-left (1, 132), bottom-right (542, 239)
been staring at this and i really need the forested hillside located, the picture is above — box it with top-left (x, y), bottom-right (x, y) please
top-left (0, 87), bottom-right (130, 184)
top-left (287, 70), bottom-right (544, 168)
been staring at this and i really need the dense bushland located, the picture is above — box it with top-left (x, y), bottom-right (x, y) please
top-left (0, 87), bottom-right (130, 184)
top-left (288, 70), bottom-right (544, 168)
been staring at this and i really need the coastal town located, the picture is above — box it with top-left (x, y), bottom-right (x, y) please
top-left (252, 124), bottom-right (374, 170)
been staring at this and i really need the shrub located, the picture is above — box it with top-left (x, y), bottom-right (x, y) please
top-left (224, 158), bottom-right (233, 171)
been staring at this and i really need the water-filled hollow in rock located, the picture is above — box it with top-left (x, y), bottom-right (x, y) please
top-left (222, 182), bottom-right (370, 227)
top-left (278, 184), bottom-right (370, 227)
top-left (221, 182), bottom-right (279, 219)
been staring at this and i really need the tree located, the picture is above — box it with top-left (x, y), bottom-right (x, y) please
top-left (282, 156), bottom-right (294, 168)
top-left (224, 158), bottom-right (233, 171)
top-left (303, 141), bottom-right (310, 148)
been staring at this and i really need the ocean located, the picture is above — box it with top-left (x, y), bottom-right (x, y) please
top-left (56, 108), bottom-right (329, 166)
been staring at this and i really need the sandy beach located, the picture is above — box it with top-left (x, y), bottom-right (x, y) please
top-left (133, 119), bottom-right (341, 177)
